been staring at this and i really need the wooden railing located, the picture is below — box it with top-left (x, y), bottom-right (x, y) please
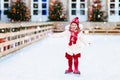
top-left (0, 22), bottom-right (53, 57)
top-left (82, 22), bottom-right (120, 34)
top-left (52, 22), bottom-right (120, 34)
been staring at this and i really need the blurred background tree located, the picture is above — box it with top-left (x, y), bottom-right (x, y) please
top-left (5, 0), bottom-right (31, 22)
top-left (88, 0), bottom-right (107, 22)
top-left (48, 0), bottom-right (66, 21)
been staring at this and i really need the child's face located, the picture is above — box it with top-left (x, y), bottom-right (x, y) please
top-left (70, 23), bottom-right (78, 31)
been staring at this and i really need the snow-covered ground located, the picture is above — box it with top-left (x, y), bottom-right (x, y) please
top-left (0, 34), bottom-right (120, 80)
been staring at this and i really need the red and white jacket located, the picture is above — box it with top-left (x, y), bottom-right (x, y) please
top-left (53, 24), bottom-right (89, 55)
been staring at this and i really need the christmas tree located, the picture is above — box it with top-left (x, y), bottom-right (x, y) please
top-left (5, 0), bottom-right (30, 22)
top-left (88, 0), bottom-right (105, 22)
top-left (48, 0), bottom-right (66, 21)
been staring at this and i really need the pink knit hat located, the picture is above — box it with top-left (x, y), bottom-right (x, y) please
top-left (70, 17), bottom-right (80, 29)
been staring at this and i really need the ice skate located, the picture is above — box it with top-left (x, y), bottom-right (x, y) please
top-left (73, 54), bottom-right (80, 75)
top-left (73, 70), bottom-right (80, 75)
top-left (65, 53), bottom-right (73, 74)
top-left (65, 69), bottom-right (73, 74)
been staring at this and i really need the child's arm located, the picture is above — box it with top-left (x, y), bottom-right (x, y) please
top-left (50, 24), bottom-right (70, 38)
top-left (79, 33), bottom-right (90, 46)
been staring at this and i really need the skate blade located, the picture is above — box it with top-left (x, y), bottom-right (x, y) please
top-left (65, 72), bottom-right (73, 74)
top-left (73, 72), bottom-right (80, 75)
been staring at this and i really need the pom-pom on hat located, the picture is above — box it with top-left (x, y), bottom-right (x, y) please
top-left (70, 17), bottom-right (80, 29)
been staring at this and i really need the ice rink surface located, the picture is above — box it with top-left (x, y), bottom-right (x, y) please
top-left (0, 34), bottom-right (120, 80)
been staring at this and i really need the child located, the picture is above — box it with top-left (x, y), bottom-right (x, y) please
top-left (53, 17), bottom-right (89, 74)
top-left (65, 17), bottom-right (90, 74)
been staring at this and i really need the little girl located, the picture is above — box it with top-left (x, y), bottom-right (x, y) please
top-left (53, 17), bottom-right (89, 74)
top-left (65, 17), bottom-right (90, 74)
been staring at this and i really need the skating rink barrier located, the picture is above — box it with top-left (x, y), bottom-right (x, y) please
top-left (0, 22), bottom-right (53, 57)
top-left (82, 22), bottom-right (120, 34)
top-left (52, 22), bottom-right (120, 34)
